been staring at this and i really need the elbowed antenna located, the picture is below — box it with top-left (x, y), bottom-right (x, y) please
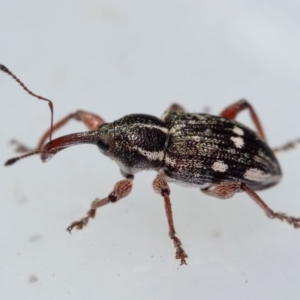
top-left (4, 130), bottom-right (101, 166)
top-left (0, 64), bottom-right (54, 141)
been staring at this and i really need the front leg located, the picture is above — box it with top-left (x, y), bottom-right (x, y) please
top-left (153, 174), bottom-right (188, 265)
top-left (67, 175), bottom-right (134, 233)
top-left (12, 110), bottom-right (105, 153)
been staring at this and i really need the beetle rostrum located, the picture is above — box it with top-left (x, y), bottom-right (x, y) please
top-left (2, 64), bottom-right (300, 266)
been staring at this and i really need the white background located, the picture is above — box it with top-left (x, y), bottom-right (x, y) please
top-left (1, 1), bottom-right (300, 299)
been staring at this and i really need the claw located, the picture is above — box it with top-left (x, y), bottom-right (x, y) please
top-left (66, 212), bottom-right (94, 234)
top-left (274, 212), bottom-right (300, 229)
top-left (66, 223), bottom-right (78, 234)
top-left (176, 249), bottom-right (188, 266)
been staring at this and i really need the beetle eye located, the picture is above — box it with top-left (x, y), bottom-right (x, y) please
top-left (97, 139), bottom-right (109, 153)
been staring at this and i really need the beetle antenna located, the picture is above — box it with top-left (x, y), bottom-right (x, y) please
top-left (4, 151), bottom-right (52, 166)
top-left (0, 64), bottom-right (54, 141)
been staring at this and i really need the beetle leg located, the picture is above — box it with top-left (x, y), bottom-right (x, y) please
top-left (12, 110), bottom-right (105, 152)
top-left (220, 99), bottom-right (266, 140)
top-left (241, 183), bottom-right (300, 228)
top-left (161, 103), bottom-right (185, 121)
top-left (202, 182), bottom-right (300, 228)
top-left (272, 138), bottom-right (300, 154)
top-left (201, 182), bottom-right (243, 199)
top-left (153, 174), bottom-right (188, 265)
top-left (67, 175), bottom-right (134, 233)
top-left (165, 103), bottom-right (185, 113)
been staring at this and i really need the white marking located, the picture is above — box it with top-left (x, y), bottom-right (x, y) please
top-left (204, 128), bottom-right (212, 135)
top-left (230, 136), bottom-right (244, 148)
top-left (161, 111), bottom-right (168, 121)
top-left (136, 123), bottom-right (169, 134)
top-left (195, 114), bottom-right (206, 120)
top-left (165, 155), bottom-right (177, 167)
top-left (244, 168), bottom-right (280, 184)
top-left (165, 155), bottom-right (204, 169)
top-left (253, 154), bottom-right (268, 166)
top-left (254, 150), bottom-right (281, 173)
top-left (133, 146), bottom-right (164, 161)
top-left (169, 127), bottom-right (177, 134)
top-left (187, 116), bottom-right (206, 122)
top-left (199, 182), bottom-right (211, 189)
top-left (211, 161), bottom-right (228, 172)
top-left (170, 124), bottom-right (185, 134)
top-left (192, 136), bottom-right (201, 142)
top-left (233, 126), bottom-right (244, 136)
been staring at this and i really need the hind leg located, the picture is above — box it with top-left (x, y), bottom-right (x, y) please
top-left (272, 138), bottom-right (300, 154)
top-left (202, 181), bottom-right (300, 228)
top-left (220, 99), bottom-right (266, 140)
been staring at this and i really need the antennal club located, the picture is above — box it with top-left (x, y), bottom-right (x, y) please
top-left (0, 64), bottom-right (54, 140)
top-left (4, 150), bottom-right (51, 166)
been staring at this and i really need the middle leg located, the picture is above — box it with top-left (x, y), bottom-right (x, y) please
top-left (153, 174), bottom-right (188, 265)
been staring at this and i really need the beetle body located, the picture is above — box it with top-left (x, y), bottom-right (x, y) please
top-left (2, 64), bottom-right (299, 266)
top-left (94, 112), bottom-right (281, 191)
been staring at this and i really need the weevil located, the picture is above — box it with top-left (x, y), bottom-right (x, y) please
top-left (2, 65), bottom-right (300, 266)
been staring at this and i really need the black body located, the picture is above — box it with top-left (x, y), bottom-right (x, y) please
top-left (101, 112), bottom-right (281, 191)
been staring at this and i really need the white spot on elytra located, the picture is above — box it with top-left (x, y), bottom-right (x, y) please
top-left (204, 128), bottom-right (212, 135)
top-left (211, 160), bottom-right (228, 172)
top-left (244, 168), bottom-right (281, 184)
top-left (165, 155), bottom-right (176, 167)
top-left (233, 126), bottom-right (244, 136)
top-left (230, 136), bottom-right (244, 148)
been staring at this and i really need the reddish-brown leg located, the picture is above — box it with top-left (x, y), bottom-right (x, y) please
top-left (161, 103), bottom-right (185, 121)
top-left (202, 182), bottom-right (300, 228)
top-left (272, 138), bottom-right (300, 154)
top-left (153, 174), bottom-right (188, 265)
top-left (220, 99), bottom-right (266, 140)
top-left (12, 110), bottom-right (105, 152)
top-left (67, 175), bottom-right (134, 233)
top-left (166, 103), bottom-right (185, 113)
top-left (163, 103), bottom-right (211, 115)
top-left (201, 182), bottom-right (243, 199)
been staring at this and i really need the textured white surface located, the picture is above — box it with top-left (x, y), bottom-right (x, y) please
top-left (1, 1), bottom-right (300, 300)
